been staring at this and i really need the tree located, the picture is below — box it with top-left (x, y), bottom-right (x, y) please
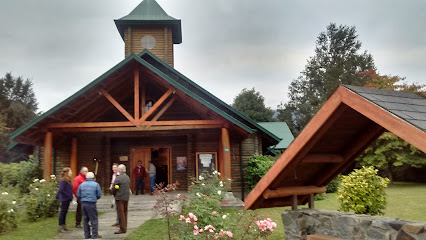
top-left (232, 88), bottom-right (274, 122)
top-left (0, 72), bottom-right (39, 161)
top-left (357, 70), bottom-right (426, 183)
top-left (277, 23), bottom-right (376, 135)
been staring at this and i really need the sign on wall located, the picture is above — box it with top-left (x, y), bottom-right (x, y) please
top-left (196, 152), bottom-right (217, 179)
top-left (176, 156), bottom-right (187, 171)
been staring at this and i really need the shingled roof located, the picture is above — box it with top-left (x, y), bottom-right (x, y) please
top-left (344, 85), bottom-right (426, 131)
top-left (244, 85), bottom-right (426, 210)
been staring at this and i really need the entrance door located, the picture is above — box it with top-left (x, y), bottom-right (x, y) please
top-left (130, 148), bottom-right (151, 193)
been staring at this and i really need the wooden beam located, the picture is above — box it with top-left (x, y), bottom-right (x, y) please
top-left (340, 86), bottom-right (426, 153)
top-left (141, 81), bottom-right (146, 115)
top-left (151, 96), bottom-right (176, 122)
top-left (134, 68), bottom-right (140, 121)
top-left (43, 132), bottom-right (53, 180)
top-left (262, 186), bottom-right (326, 200)
top-left (99, 88), bottom-right (136, 124)
top-left (70, 137), bottom-right (77, 179)
top-left (291, 195), bottom-right (298, 210)
top-left (47, 120), bottom-right (224, 129)
top-left (301, 154), bottom-right (344, 164)
top-left (315, 123), bottom-right (385, 186)
top-left (140, 88), bottom-right (174, 121)
top-left (308, 194), bottom-right (315, 209)
top-left (221, 128), bottom-right (232, 188)
top-left (50, 124), bottom-right (224, 132)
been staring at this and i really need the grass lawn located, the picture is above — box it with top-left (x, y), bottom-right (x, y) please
top-left (126, 182), bottom-right (426, 240)
top-left (0, 212), bottom-right (77, 240)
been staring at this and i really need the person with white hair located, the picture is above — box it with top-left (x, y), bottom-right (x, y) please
top-left (77, 171), bottom-right (102, 239)
top-left (111, 164), bottom-right (130, 234)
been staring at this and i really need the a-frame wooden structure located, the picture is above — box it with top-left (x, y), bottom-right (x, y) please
top-left (245, 85), bottom-right (426, 210)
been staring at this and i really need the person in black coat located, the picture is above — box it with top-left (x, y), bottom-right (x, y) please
top-left (57, 167), bottom-right (74, 233)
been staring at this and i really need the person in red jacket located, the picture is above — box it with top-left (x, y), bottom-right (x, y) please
top-left (73, 166), bottom-right (88, 228)
top-left (132, 161), bottom-right (147, 195)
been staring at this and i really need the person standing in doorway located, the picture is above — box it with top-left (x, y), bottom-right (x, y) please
top-left (77, 172), bottom-right (102, 239)
top-left (132, 160), bottom-right (146, 195)
top-left (110, 163), bottom-right (119, 227)
top-left (148, 160), bottom-right (156, 194)
top-left (57, 167), bottom-right (73, 233)
top-left (73, 166), bottom-right (88, 228)
top-left (112, 164), bottom-right (130, 234)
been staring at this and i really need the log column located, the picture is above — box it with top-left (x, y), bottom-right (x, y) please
top-left (43, 132), bottom-right (53, 180)
top-left (221, 128), bottom-right (232, 188)
top-left (70, 137), bottom-right (78, 179)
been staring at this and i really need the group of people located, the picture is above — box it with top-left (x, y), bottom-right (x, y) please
top-left (56, 163), bottom-right (133, 239)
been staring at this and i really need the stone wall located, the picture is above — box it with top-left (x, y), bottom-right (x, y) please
top-left (282, 209), bottom-right (426, 240)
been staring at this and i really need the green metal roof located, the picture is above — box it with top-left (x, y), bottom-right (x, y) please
top-left (257, 122), bottom-right (294, 150)
top-left (119, 0), bottom-right (177, 21)
top-left (115, 0), bottom-right (182, 43)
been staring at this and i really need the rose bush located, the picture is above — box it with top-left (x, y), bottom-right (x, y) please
top-left (0, 191), bottom-right (18, 233)
top-left (24, 175), bottom-right (60, 221)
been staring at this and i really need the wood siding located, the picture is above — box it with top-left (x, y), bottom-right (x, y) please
top-left (125, 25), bottom-right (174, 66)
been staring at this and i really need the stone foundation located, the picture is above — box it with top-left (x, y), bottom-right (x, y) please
top-left (282, 209), bottom-right (426, 240)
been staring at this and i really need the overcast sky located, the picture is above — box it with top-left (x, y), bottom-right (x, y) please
top-left (0, 0), bottom-right (425, 112)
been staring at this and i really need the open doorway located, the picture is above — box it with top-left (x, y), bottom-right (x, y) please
top-left (130, 147), bottom-right (171, 193)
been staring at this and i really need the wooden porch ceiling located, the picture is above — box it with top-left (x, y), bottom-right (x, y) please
top-left (244, 85), bottom-right (426, 210)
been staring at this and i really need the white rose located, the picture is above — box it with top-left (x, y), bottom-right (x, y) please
top-left (219, 181), bottom-right (223, 187)
top-left (2, 192), bottom-right (8, 195)
top-left (217, 190), bottom-right (221, 195)
top-left (12, 201), bottom-right (16, 205)
top-left (198, 176), bottom-right (204, 181)
top-left (40, 179), bottom-right (46, 183)
top-left (33, 179), bottom-right (39, 183)
top-left (35, 188), bottom-right (39, 191)
top-left (222, 215), bottom-right (227, 219)
top-left (47, 194), bottom-right (51, 197)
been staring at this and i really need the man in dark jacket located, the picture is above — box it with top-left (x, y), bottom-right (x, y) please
top-left (73, 166), bottom-right (88, 228)
top-left (77, 172), bottom-right (102, 239)
top-left (132, 160), bottom-right (147, 195)
top-left (111, 164), bottom-right (130, 234)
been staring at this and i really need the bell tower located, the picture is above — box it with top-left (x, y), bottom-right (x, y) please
top-left (115, 0), bottom-right (182, 66)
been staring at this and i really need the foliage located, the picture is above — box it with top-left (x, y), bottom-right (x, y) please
top-left (326, 175), bottom-right (341, 193)
top-left (277, 23), bottom-right (375, 135)
top-left (232, 88), bottom-right (274, 122)
top-left (245, 155), bottom-right (275, 191)
top-left (314, 193), bottom-right (327, 201)
top-left (175, 211), bottom-right (277, 240)
top-left (338, 166), bottom-right (390, 215)
top-left (0, 191), bottom-right (18, 233)
top-left (0, 160), bottom-right (42, 194)
top-left (358, 71), bottom-right (426, 183)
top-left (153, 181), bottom-right (187, 240)
top-left (24, 176), bottom-right (59, 221)
top-left (0, 72), bottom-right (39, 161)
top-left (182, 171), bottom-right (228, 228)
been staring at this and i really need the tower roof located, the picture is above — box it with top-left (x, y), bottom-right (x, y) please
top-left (115, 0), bottom-right (182, 43)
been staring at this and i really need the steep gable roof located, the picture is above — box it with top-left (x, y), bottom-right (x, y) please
top-left (245, 85), bottom-right (426, 210)
top-left (11, 50), bottom-right (280, 146)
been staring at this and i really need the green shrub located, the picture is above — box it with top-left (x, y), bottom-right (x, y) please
top-left (338, 166), bottom-right (390, 215)
top-left (245, 155), bottom-right (275, 191)
top-left (0, 163), bottom-right (20, 187)
top-left (0, 159), bottom-right (41, 194)
top-left (0, 190), bottom-right (19, 233)
top-left (314, 193), bottom-right (327, 201)
top-left (24, 176), bottom-right (59, 221)
top-left (326, 175), bottom-right (341, 193)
